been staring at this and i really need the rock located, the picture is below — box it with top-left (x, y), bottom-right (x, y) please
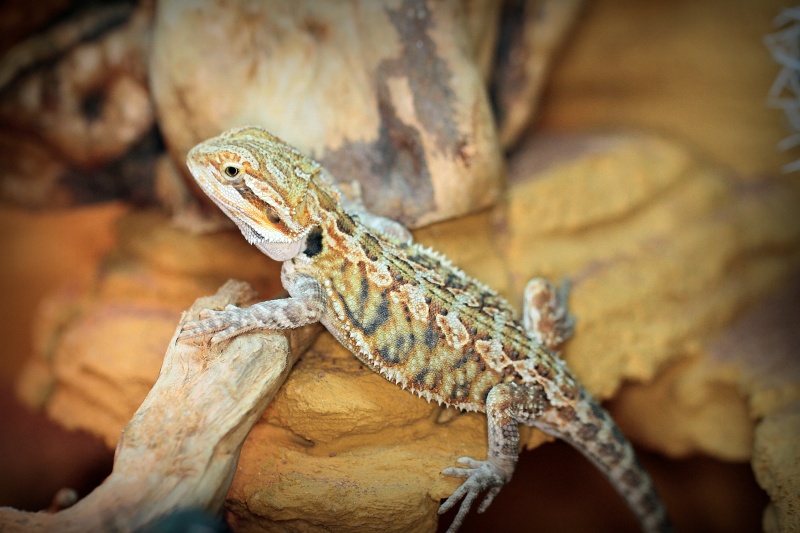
top-left (0, 3), bottom-right (158, 208)
top-left (537, 0), bottom-right (792, 176)
top-left (505, 133), bottom-right (800, 401)
top-left (0, 1), bottom-right (580, 219)
top-left (504, 131), bottom-right (800, 531)
top-left (717, 278), bottom-right (800, 532)
top-left (150, 0), bottom-right (505, 228)
top-left (755, 406), bottom-right (800, 533)
top-left (491, 0), bottom-right (583, 148)
top-left (229, 335), bottom-right (450, 532)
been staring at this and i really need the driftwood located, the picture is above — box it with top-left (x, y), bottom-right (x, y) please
top-left (0, 280), bottom-right (320, 532)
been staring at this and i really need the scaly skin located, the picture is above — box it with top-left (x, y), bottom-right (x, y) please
top-left (180, 126), bottom-right (672, 533)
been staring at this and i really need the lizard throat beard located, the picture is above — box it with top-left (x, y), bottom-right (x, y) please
top-left (231, 217), bottom-right (306, 261)
top-left (254, 237), bottom-right (307, 261)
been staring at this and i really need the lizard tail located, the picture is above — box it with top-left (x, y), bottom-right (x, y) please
top-left (560, 387), bottom-right (673, 533)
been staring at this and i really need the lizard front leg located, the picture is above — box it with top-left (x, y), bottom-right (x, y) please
top-left (180, 273), bottom-right (326, 343)
top-left (439, 381), bottom-right (546, 533)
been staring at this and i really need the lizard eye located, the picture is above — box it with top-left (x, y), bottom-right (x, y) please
top-left (221, 163), bottom-right (241, 181)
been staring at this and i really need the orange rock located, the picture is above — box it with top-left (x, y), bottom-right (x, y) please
top-left (505, 131), bottom-right (800, 531)
top-left (505, 133), bottom-right (800, 403)
top-left (538, 0), bottom-right (792, 176)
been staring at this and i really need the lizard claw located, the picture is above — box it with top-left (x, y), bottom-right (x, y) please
top-left (438, 457), bottom-right (508, 533)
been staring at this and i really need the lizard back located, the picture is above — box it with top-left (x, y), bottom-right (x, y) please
top-left (289, 187), bottom-right (579, 413)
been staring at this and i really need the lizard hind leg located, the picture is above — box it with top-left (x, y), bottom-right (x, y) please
top-left (439, 382), bottom-right (540, 533)
top-left (522, 278), bottom-right (576, 352)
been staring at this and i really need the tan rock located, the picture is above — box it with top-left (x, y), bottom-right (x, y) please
top-left (755, 407), bottom-right (800, 533)
top-left (229, 335), bottom-right (451, 532)
top-left (150, 0), bottom-right (504, 228)
top-left (537, 0), bottom-right (792, 176)
top-left (504, 131), bottom-right (800, 531)
top-left (227, 335), bottom-right (541, 531)
top-left (609, 355), bottom-right (754, 462)
top-left (492, 0), bottom-right (583, 148)
top-left (715, 279), bottom-right (800, 531)
top-left (611, 274), bottom-right (800, 465)
top-left (505, 133), bottom-right (800, 401)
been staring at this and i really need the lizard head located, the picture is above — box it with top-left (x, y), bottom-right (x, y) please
top-left (186, 126), bottom-right (322, 246)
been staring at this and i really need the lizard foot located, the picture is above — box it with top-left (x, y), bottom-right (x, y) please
top-left (438, 457), bottom-right (508, 533)
top-left (179, 304), bottom-right (258, 343)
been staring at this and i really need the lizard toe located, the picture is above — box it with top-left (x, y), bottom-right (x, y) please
top-left (455, 456), bottom-right (483, 468)
top-left (439, 458), bottom-right (509, 532)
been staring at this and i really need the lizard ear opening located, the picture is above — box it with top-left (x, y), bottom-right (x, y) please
top-left (266, 205), bottom-right (281, 224)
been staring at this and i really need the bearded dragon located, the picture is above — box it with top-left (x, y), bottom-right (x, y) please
top-left (179, 126), bottom-right (672, 532)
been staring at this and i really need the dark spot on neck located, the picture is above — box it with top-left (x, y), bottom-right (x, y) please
top-left (304, 227), bottom-right (323, 257)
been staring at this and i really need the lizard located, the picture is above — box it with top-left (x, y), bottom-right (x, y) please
top-left (179, 126), bottom-right (673, 533)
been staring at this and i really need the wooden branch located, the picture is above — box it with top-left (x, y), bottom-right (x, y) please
top-left (0, 280), bottom-right (321, 532)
